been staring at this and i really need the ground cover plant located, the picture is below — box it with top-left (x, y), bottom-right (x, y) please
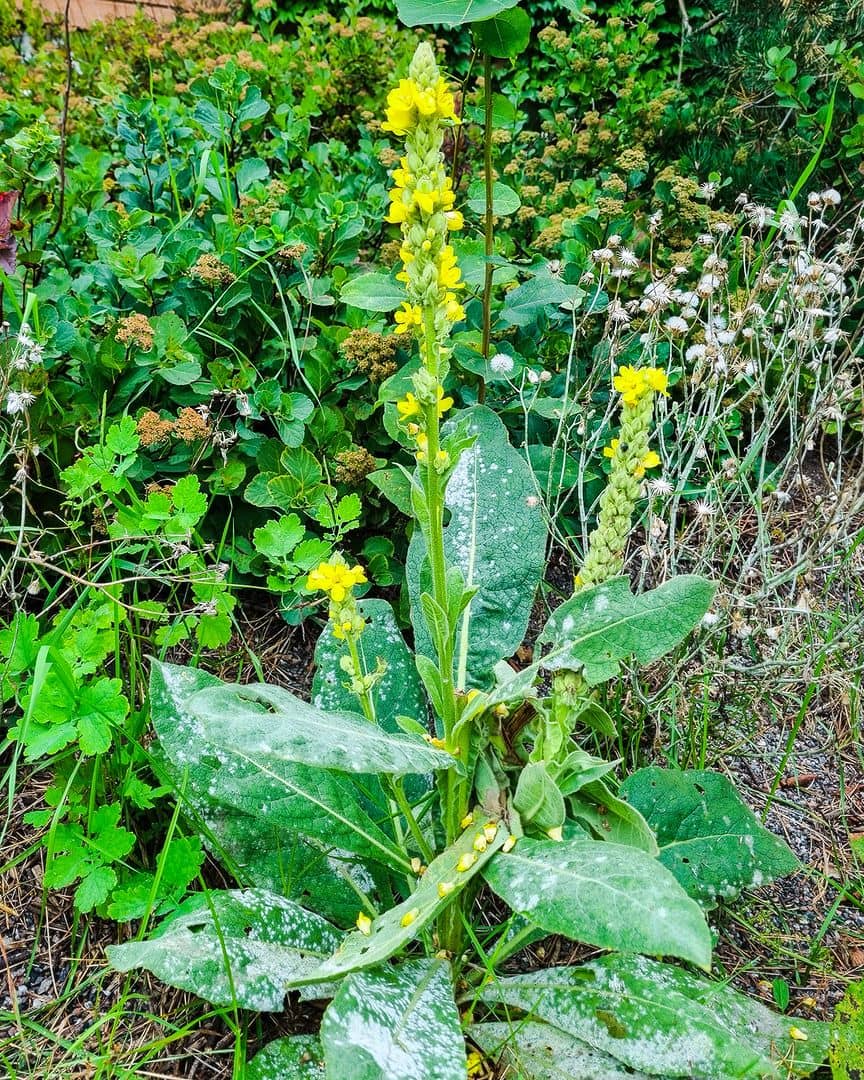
top-left (0, 0), bottom-right (863, 1077)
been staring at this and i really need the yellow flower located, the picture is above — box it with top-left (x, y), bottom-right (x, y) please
top-left (437, 880), bottom-right (455, 898)
top-left (789, 1027), bottom-right (808, 1042)
top-left (356, 912), bottom-right (372, 935)
top-left (445, 209), bottom-right (464, 231)
top-left (437, 245), bottom-right (464, 290)
top-left (435, 384), bottom-right (454, 417)
top-left (382, 79), bottom-right (418, 136)
top-left (415, 432), bottom-right (428, 460)
top-left (603, 439), bottom-right (660, 472)
top-left (331, 618), bottom-right (354, 641)
top-left (444, 293), bottom-right (465, 323)
top-left (644, 367), bottom-right (669, 395)
top-left (460, 812), bottom-right (474, 828)
top-left (400, 907), bottom-right (419, 927)
top-left (612, 365), bottom-right (669, 407)
top-left (397, 392), bottom-right (421, 419)
top-left (457, 852), bottom-right (477, 872)
top-left (394, 302), bottom-right (423, 334)
top-left (306, 561), bottom-right (367, 603)
top-left (501, 835), bottom-right (517, 853)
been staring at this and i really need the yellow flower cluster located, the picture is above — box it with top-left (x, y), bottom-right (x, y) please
top-left (394, 302), bottom-right (422, 334)
top-left (382, 77), bottom-right (458, 137)
top-left (306, 560), bottom-right (367, 603)
top-left (612, 365), bottom-right (669, 407)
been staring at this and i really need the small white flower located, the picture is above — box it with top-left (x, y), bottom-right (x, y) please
top-left (539, 370), bottom-right (552, 383)
top-left (778, 206), bottom-right (800, 236)
top-left (821, 188), bottom-right (841, 206)
top-left (591, 247), bottom-right (614, 265)
top-left (489, 352), bottom-right (514, 375)
top-left (685, 344), bottom-right (708, 363)
top-left (647, 477), bottom-right (674, 496)
top-left (773, 489), bottom-right (792, 505)
top-left (648, 209), bottom-right (663, 234)
top-left (694, 498), bottom-right (716, 517)
top-left (616, 247), bottom-right (639, 268)
top-left (696, 273), bottom-right (721, 298)
top-left (696, 233), bottom-right (714, 247)
top-left (698, 181), bottom-right (718, 201)
top-left (607, 233), bottom-right (622, 247)
top-left (822, 327), bottom-right (846, 345)
top-left (607, 301), bottom-right (631, 326)
top-left (526, 369), bottom-right (540, 385)
top-left (664, 316), bottom-right (689, 334)
top-left (640, 279), bottom-right (673, 313)
top-left (807, 191), bottom-right (822, 209)
top-left (6, 390), bottom-right (36, 415)
top-left (701, 611), bottom-right (720, 627)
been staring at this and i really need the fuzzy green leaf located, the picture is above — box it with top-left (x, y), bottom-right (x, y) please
top-left (407, 407), bottom-right (547, 686)
top-left (186, 681), bottom-right (452, 776)
top-left (312, 600), bottom-right (427, 735)
top-left (248, 1036), bottom-right (325, 1079)
top-left (480, 955), bottom-right (830, 1077)
top-left (469, 1021), bottom-right (653, 1079)
top-left (150, 661), bottom-right (410, 874)
top-left (107, 889), bottom-right (343, 1011)
top-left (619, 768), bottom-right (800, 907)
top-left (321, 959), bottom-right (464, 1079)
top-left (539, 575), bottom-right (716, 685)
top-left (313, 820), bottom-right (507, 979)
top-left (483, 837), bottom-right (712, 969)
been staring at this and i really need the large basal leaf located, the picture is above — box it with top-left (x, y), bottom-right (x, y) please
top-left (539, 575), bottom-right (716, 685)
top-left (482, 837), bottom-right (711, 970)
top-left (106, 889), bottom-right (342, 1011)
top-left (248, 1036), bottom-right (325, 1079)
top-left (619, 768), bottom-right (800, 907)
top-left (150, 661), bottom-right (408, 872)
top-left (312, 599), bottom-right (426, 734)
top-left (469, 1021), bottom-right (652, 1080)
top-left (407, 406), bottom-right (547, 686)
top-left (313, 819), bottom-right (507, 979)
top-left (480, 955), bottom-right (830, 1078)
top-left (395, 0), bottom-right (519, 28)
top-left (186, 681), bottom-right (452, 777)
top-left (321, 959), bottom-right (465, 1080)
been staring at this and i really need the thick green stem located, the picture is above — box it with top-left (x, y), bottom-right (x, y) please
top-left (479, 50), bottom-right (494, 405)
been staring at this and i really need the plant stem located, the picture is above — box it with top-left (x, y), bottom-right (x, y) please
top-left (479, 49), bottom-right (494, 405)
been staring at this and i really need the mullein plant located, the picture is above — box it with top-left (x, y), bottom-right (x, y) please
top-left (109, 43), bottom-right (832, 1080)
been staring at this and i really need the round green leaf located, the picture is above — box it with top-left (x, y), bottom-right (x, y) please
top-left (473, 8), bottom-right (532, 58)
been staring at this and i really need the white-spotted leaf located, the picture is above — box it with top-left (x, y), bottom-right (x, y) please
top-left (480, 955), bottom-right (830, 1077)
top-left (321, 959), bottom-right (464, 1079)
top-left (483, 837), bottom-right (712, 969)
top-left (620, 768), bottom-right (799, 907)
top-left (407, 407), bottom-right (547, 686)
top-left (106, 889), bottom-right (342, 1011)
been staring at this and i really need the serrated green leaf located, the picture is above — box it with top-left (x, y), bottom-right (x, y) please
top-left (76, 865), bottom-right (116, 912)
top-left (76, 677), bottom-right (128, 755)
top-left (105, 416), bottom-right (139, 456)
top-left (469, 1020), bottom-right (653, 1079)
top-left (254, 514), bottom-right (305, 560)
top-left (483, 837), bottom-right (712, 969)
top-left (321, 959), bottom-right (464, 1079)
top-left (480, 955), bottom-right (830, 1077)
top-left (313, 820), bottom-right (507, 979)
top-left (407, 407), bottom-right (547, 686)
top-left (186, 681), bottom-right (452, 776)
top-left (396, 0), bottom-right (519, 28)
top-left (248, 1036), bottom-right (325, 1079)
top-left (107, 889), bottom-right (342, 1010)
top-left (619, 768), bottom-right (800, 907)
